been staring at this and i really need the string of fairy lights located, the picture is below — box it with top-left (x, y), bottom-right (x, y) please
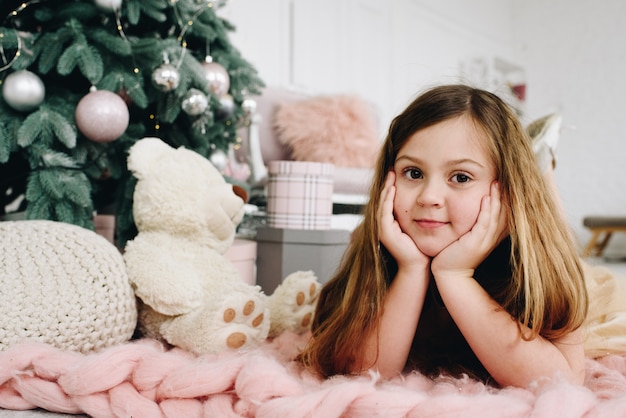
top-left (0, 1), bottom-right (40, 74)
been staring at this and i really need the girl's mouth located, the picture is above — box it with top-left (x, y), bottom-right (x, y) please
top-left (416, 219), bottom-right (447, 229)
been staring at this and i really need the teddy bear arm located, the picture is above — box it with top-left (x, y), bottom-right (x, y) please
top-left (124, 238), bottom-right (203, 316)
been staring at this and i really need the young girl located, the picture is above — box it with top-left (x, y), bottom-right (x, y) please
top-left (299, 84), bottom-right (589, 388)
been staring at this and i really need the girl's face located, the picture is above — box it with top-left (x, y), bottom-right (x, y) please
top-left (393, 115), bottom-right (497, 257)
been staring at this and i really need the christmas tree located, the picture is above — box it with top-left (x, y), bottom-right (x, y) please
top-left (0, 0), bottom-right (263, 245)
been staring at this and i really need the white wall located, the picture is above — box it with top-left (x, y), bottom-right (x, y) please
top-left (221, 0), bottom-right (625, 252)
top-left (514, 0), bottom-right (626, 254)
top-left (221, 0), bottom-right (518, 134)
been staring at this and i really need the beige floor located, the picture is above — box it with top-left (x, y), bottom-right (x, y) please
top-left (585, 256), bottom-right (626, 276)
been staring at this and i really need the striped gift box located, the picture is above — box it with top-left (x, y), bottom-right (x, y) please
top-left (266, 160), bottom-right (334, 230)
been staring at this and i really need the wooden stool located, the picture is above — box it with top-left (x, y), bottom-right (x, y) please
top-left (582, 216), bottom-right (626, 257)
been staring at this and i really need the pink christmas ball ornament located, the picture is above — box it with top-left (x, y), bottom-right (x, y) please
top-left (75, 90), bottom-right (130, 142)
top-left (201, 61), bottom-right (230, 97)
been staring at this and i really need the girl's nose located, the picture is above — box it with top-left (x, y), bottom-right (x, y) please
top-left (416, 180), bottom-right (443, 207)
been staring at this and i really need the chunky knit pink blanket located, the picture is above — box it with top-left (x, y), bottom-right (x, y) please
top-left (1, 332), bottom-right (626, 418)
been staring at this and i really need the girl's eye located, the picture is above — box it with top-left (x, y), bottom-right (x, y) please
top-left (451, 173), bottom-right (471, 183)
top-left (402, 167), bottom-right (423, 180)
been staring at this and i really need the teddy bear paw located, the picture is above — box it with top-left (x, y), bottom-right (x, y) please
top-left (208, 286), bottom-right (271, 352)
top-left (267, 270), bottom-right (321, 338)
top-left (160, 287), bottom-right (270, 354)
top-left (222, 299), bottom-right (268, 349)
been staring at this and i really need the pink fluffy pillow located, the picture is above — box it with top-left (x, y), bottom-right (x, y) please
top-left (273, 95), bottom-right (380, 168)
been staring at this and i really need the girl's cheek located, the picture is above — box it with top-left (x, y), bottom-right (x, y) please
top-left (391, 198), bottom-right (400, 214)
top-left (392, 195), bottom-right (406, 217)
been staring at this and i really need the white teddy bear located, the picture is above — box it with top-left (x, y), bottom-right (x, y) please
top-left (123, 137), bottom-right (320, 354)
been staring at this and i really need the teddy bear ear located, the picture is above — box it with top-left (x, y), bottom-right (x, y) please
top-left (232, 184), bottom-right (248, 203)
top-left (127, 137), bottom-right (172, 178)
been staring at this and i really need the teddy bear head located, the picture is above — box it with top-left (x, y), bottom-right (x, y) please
top-left (127, 137), bottom-right (246, 253)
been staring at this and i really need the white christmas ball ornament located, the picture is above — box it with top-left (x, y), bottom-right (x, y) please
top-left (2, 70), bottom-right (45, 112)
top-left (75, 90), bottom-right (130, 143)
top-left (94, 0), bottom-right (123, 11)
top-left (210, 149), bottom-right (228, 172)
top-left (201, 61), bottom-right (230, 96)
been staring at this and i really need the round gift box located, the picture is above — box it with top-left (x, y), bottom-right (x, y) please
top-left (266, 160), bottom-right (334, 230)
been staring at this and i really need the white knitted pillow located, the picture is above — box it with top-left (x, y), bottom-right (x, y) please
top-left (0, 220), bottom-right (137, 353)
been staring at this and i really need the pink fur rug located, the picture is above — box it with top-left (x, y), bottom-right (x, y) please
top-left (1, 332), bottom-right (626, 418)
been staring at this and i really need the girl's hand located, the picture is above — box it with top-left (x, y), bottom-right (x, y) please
top-left (431, 182), bottom-right (508, 279)
top-left (378, 171), bottom-right (430, 271)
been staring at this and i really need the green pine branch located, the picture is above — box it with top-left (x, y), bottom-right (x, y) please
top-left (17, 107), bottom-right (76, 149)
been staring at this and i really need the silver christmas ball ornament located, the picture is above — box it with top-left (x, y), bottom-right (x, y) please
top-left (181, 88), bottom-right (209, 115)
top-left (209, 149), bottom-right (229, 172)
top-left (201, 61), bottom-right (230, 97)
top-left (94, 0), bottom-right (123, 11)
top-left (242, 97), bottom-right (257, 115)
top-left (75, 90), bottom-right (129, 142)
top-left (215, 93), bottom-right (235, 119)
top-left (152, 63), bottom-right (181, 92)
top-left (2, 70), bottom-right (45, 112)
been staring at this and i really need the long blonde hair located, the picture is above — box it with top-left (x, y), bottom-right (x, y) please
top-left (299, 84), bottom-right (588, 378)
